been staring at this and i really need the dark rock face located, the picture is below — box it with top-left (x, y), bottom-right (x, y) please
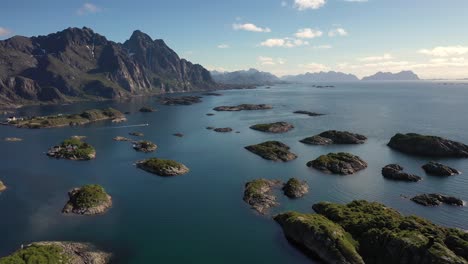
top-left (139, 106), bottom-right (156, 112)
top-left (388, 133), bottom-right (468, 158)
top-left (411, 193), bottom-right (464, 207)
top-left (213, 127), bottom-right (233, 133)
top-left (422, 161), bottom-right (461, 176)
top-left (382, 164), bottom-right (422, 182)
top-left (213, 104), bottom-right (272, 111)
top-left (283, 178), bottom-right (309, 198)
top-left (362, 70), bottom-right (420, 81)
top-left (243, 179), bottom-right (281, 214)
top-left (245, 141), bottom-right (297, 162)
top-left (202, 92), bottom-right (222, 96)
top-left (250, 122), bottom-right (294, 133)
top-left (307, 153), bottom-right (367, 175)
top-left (293, 110), bottom-right (324, 116)
top-left (159, 96), bottom-right (202, 105)
top-left (301, 130), bottom-right (367, 145)
top-left (0, 27), bottom-right (216, 107)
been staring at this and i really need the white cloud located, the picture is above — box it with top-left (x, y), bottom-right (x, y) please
top-left (294, 28), bottom-right (323, 39)
top-left (299, 62), bottom-right (330, 72)
top-left (358, 53), bottom-right (393, 62)
top-left (217, 44), bottom-right (230, 49)
top-left (419, 45), bottom-right (468, 57)
top-left (0, 27), bottom-right (12, 37)
top-left (257, 56), bottom-right (286, 66)
top-left (233, 23), bottom-right (271, 33)
top-left (328, 27), bottom-right (348, 37)
top-left (77, 3), bottom-right (101, 15)
top-left (294, 0), bottom-right (326, 10)
top-left (260, 38), bottom-right (309, 48)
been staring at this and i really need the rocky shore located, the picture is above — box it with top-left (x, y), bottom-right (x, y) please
top-left (213, 104), bottom-right (272, 111)
top-left (136, 158), bottom-right (189, 176)
top-left (243, 179), bottom-right (281, 214)
top-left (282, 178), bottom-right (309, 198)
top-left (159, 96), bottom-right (202, 105)
top-left (0, 241), bottom-right (112, 263)
top-left (250, 122), bottom-right (294, 133)
top-left (307, 152), bottom-right (367, 175)
top-left (47, 138), bottom-right (96, 160)
top-left (381, 164), bottom-right (422, 182)
top-left (422, 161), bottom-right (461, 176)
top-left (245, 141), bottom-right (297, 162)
top-left (301, 130), bottom-right (367, 145)
top-left (293, 110), bottom-right (324, 116)
top-left (411, 193), bottom-right (464, 207)
top-left (388, 133), bottom-right (468, 157)
top-left (62, 185), bottom-right (112, 215)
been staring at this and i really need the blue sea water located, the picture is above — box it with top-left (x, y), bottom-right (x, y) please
top-left (0, 81), bottom-right (467, 263)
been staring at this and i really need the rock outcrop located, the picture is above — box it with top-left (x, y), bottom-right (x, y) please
top-left (293, 110), bottom-right (324, 116)
top-left (422, 162), bottom-right (461, 176)
top-left (282, 178), bottom-right (309, 198)
top-left (47, 137), bottom-right (96, 160)
top-left (139, 106), bottom-right (156, 112)
top-left (4, 137), bottom-right (22, 142)
top-left (159, 96), bottom-right (202, 105)
top-left (133, 140), bottom-right (157, 153)
top-left (129, 132), bottom-right (144, 137)
top-left (213, 104), bottom-right (272, 111)
top-left (62, 185), bottom-right (112, 215)
top-left (307, 153), bottom-right (367, 175)
top-left (301, 130), bottom-right (367, 145)
top-left (0, 241), bottom-right (112, 264)
top-left (243, 179), bottom-right (281, 214)
top-left (388, 133), bottom-right (468, 157)
top-left (250, 122), bottom-right (294, 133)
top-left (136, 158), bottom-right (189, 176)
top-left (245, 141), bottom-right (297, 162)
top-left (381, 164), bottom-right (422, 182)
top-left (213, 127), bottom-right (233, 133)
top-left (411, 193), bottom-right (464, 207)
top-left (0, 180), bottom-right (6, 192)
top-left (113, 136), bottom-right (132, 141)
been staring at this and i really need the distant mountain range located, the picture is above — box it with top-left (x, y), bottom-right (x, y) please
top-left (0, 27), bottom-right (216, 107)
top-left (282, 71), bottom-right (359, 82)
top-left (211, 69), bottom-right (281, 85)
top-left (361, 71), bottom-right (420, 81)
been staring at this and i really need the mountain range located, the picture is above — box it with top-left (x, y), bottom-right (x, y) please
top-left (211, 69), bottom-right (281, 85)
top-left (361, 71), bottom-right (420, 81)
top-left (282, 71), bottom-right (360, 82)
top-left (0, 27), bottom-right (216, 107)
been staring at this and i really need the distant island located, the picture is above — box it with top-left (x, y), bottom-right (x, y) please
top-left (211, 68), bottom-right (281, 86)
top-left (0, 27), bottom-right (216, 108)
top-left (282, 71), bottom-right (359, 82)
top-left (362, 70), bottom-right (420, 81)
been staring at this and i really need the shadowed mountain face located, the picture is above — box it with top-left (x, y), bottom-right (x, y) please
top-left (211, 69), bottom-right (281, 85)
top-left (362, 71), bottom-right (420, 81)
top-left (0, 27), bottom-right (216, 107)
top-left (282, 71), bottom-right (359, 82)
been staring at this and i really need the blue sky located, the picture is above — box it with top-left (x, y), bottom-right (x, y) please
top-left (1, 0), bottom-right (468, 78)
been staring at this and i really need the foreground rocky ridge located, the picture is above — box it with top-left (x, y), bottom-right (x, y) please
top-left (276, 200), bottom-right (468, 264)
top-left (0, 27), bottom-right (216, 107)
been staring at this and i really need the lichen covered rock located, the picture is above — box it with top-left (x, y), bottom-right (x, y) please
top-left (282, 178), bottom-right (309, 198)
top-left (250, 122), bottom-right (294, 133)
top-left (137, 158), bottom-right (189, 176)
top-left (245, 141), bottom-right (297, 162)
top-left (243, 179), bottom-right (281, 214)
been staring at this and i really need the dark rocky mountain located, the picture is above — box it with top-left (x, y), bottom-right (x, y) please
top-left (362, 70), bottom-right (420, 81)
top-left (211, 68), bottom-right (280, 85)
top-left (282, 71), bottom-right (359, 82)
top-left (0, 27), bottom-right (216, 107)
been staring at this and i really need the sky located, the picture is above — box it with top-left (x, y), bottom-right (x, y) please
top-left (1, 0), bottom-right (468, 79)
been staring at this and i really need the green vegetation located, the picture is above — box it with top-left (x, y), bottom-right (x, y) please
top-left (0, 244), bottom-right (68, 264)
top-left (245, 179), bottom-right (271, 197)
top-left (245, 141), bottom-right (297, 161)
top-left (12, 108), bottom-right (123, 128)
top-left (141, 158), bottom-right (183, 170)
top-left (314, 152), bottom-right (357, 165)
top-left (52, 138), bottom-right (96, 160)
top-left (74, 184), bottom-right (109, 209)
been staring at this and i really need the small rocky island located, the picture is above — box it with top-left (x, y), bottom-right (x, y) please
top-left (382, 164), bottom-right (422, 182)
top-left (245, 141), bottom-right (297, 162)
top-left (62, 184), bottom-right (112, 215)
top-left (422, 161), bottom-right (461, 176)
top-left (388, 133), bottom-right (468, 157)
top-left (133, 140), bottom-right (157, 153)
top-left (8, 108), bottom-right (125, 129)
top-left (113, 136), bottom-right (132, 142)
top-left (47, 138), bottom-right (96, 160)
top-left (243, 179), bottom-right (281, 214)
top-left (0, 241), bottom-right (112, 263)
top-left (250, 122), bottom-right (294, 133)
top-left (275, 200), bottom-right (468, 264)
top-left (159, 96), bottom-right (202, 105)
top-left (213, 127), bottom-right (233, 133)
top-left (139, 106), bottom-right (156, 112)
top-left (293, 110), bottom-right (324, 117)
top-left (300, 130), bottom-right (367, 145)
top-left (283, 178), bottom-right (309, 198)
top-left (4, 137), bottom-right (22, 142)
top-left (307, 152), bottom-right (367, 175)
top-left (411, 193), bottom-right (464, 207)
top-left (136, 158), bottom-right (189, 176)
top-left (0, 180), bottom-right (6, 192)
top-left (129, 132), bottom-right (144, 137)
top-left (213, 104), bottom-right (272, 111)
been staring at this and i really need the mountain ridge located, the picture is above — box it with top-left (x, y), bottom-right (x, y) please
top-left (211, 68), bottom-right (281, 85)
top-left (362, 70), bottom-right (420, 81)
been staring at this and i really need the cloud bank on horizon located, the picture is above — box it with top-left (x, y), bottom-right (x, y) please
top-left (0, 0), bottom-right (467, 79)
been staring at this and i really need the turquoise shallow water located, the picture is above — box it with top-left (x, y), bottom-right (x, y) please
top-left (1, 82), bottom-right (468, 263)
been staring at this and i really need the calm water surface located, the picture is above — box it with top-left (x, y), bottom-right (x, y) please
top-left (1, 82), bottom-right (468, 263)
